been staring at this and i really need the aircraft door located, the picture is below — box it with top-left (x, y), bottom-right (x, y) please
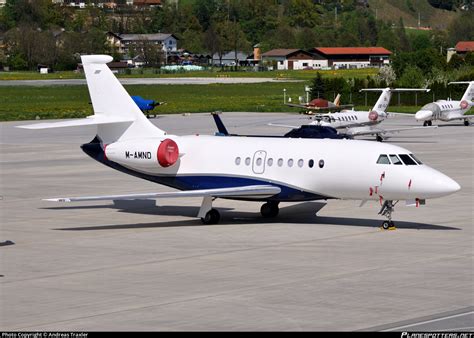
top-left (252, 150), bottom-right (267, 174)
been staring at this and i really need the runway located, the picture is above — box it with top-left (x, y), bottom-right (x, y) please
top-left (0, 77), bottom-right (297, 87)
top-left (1, 112), bottom-right (473, 331)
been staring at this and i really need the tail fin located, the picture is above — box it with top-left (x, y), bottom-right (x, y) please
top-left (359, 88), bottom-right (392, 112)
top-left (333, 94), bottom-right (341, 106)
top-left (82, 55), bottom-right (165, 143)
top-left (449, 81), bottom-right (474, 102)
top-left (360, 88), bottom-right (430, 112)
top-left (19, 55), bottom-right (165, 144)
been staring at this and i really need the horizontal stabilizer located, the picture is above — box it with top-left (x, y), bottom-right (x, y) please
top-left (17, 115), bottom-right (134, 130)
top-left (44, 185), bottom-right (282, 202)
top-left (360, 88), bottom-right (430, 92)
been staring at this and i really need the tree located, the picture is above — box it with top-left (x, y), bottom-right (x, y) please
top-left (398, 65), bottom-right (424, 88)
top-left (310, 73), bottom-right (325, 100)
top-left (376, 65), bottom-right (396, 86)
top-left (396, 17), bottom-right (410, 52)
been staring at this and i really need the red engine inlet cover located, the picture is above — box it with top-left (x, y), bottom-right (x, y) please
top-left (368, 110), bottom-right (379, 121)
top-left (460, 100), bottom-right (468, 109)
top-left (157, 139), bottom-right (179, 167)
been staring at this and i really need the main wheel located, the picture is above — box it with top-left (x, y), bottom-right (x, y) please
top-left (201, 209), bottom-right (220, 225)
top-left (260, 202), bottom-right (279, 218)
top-left (423, 121), bottom-right (428, 127)
top-left (376, 135), bottom-right (383, 142)
top-left (464, 120), bottom-right (470, 126)
top-left (428, 120), bottom-right (432, 126)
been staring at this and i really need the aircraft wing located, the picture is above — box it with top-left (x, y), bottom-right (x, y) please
top-left (285, 103), bottom-right (353, 112)
top-left (44, 185), bottom-right (282, 202)
top-left (267, 123), bottom-right (299, 129)
top-left (348, 126), bottom-right (437, 137)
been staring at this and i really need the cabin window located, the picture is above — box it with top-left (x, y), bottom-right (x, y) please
top-left (410, 154), bottom-right (423, 165)
top-left (278, 158), bottom-right (283, 167)
top-left (399, 154), bottom-right (417, 165)
top-left (377, 154), bottom-right (390, 164)
top-left (298, 159), bottom-right (304, 167)
top-left (235, 157), bottom-right (241, 165)
top-left (256, 158), bottom-right (262, 166)
top-left (267, 158), bottom-right (274, 166)
top-left (319, 159), bottom-right (325, 168)
top-left (288, 159), bottom-right (294, 167)
top-left (308, 159), bottom-right (314, 168)
top-left (389, 154), bottom-right (402, 165)
top-left (245, 157), bottom-right (251, 166)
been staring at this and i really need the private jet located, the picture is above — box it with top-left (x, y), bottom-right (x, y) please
top-left (19, 55), bottom-right (460, 229)
top-left (415, 81), bottom-right (474, 126)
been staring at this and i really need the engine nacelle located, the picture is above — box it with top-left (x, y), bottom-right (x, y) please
top-left (104, 138), bottom-right (179, 169)
top-left (368, 110), bottom-right (379, 121)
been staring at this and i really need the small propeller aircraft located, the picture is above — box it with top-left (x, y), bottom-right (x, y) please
top-left (415, 81), bottom-right (474, 126)
top-left (18, 55), bottom-right (460, 229)
top-left (285, 93), bottom-right (353, 114)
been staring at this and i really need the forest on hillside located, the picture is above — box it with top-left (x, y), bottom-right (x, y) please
top-left (0, 0), bottom-right (473, 72)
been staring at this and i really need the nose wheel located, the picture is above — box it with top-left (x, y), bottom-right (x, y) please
top-left (378, 200), bottom-right (398, 230)
top-left (464, 120), bottom-right (470, 126)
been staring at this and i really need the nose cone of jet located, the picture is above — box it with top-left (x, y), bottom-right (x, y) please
top-left (412, 166), bottom-right (461, 199)
top-left (415, 110), bottom-right (433, 121)
top-left (436, 175), bottom-right (461, 196)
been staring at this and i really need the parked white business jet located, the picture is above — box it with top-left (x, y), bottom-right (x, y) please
top-left (19, 55), bottom-right (460, 229)
top-left (274, 88), bottom-right (432, 141)
top-left (415, 81), bottom-right (474, 126)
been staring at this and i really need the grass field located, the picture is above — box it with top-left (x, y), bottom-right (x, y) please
top-left (0, 67), bottom-right (378, 81)
top-left (0, 82), bottom-right (439, 122)
top-left (0, 83), bottom-right (306, 121)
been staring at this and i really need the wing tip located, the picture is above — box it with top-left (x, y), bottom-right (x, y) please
top-left (43, 198), bottom-right (71, 202)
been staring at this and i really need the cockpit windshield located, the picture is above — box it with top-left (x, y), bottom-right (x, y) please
top-left (377, 154), bottom-right (423, 165)
top-left (421, 103), bottom-right (441, 114)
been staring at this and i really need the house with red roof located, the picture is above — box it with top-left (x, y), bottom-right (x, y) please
top-left (261, 49), bottom-right (328, 70)
top-left (310, 47), bottom-right (392, 69)
top-left (447, 41), bottom-right (474, 62)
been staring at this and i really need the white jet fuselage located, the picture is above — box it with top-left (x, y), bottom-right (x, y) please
top-left (415, 100), bottom-right (472, 122)
top-left (314, 109), bottom-right (385, 129)
top-left (104, 135), bottom-right (459, 202)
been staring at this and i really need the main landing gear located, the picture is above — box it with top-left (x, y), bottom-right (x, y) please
top-left (376, 135), bottom-right (384, 142)
top-left (464, 120), bottom-right (470, 126)
top-left (378, 200), bottom-right (398, 230)
top-left (260, 201), bottom-right (280, 218)
top-left (201, 208), bottom-right (220, 225)
top-left (423, 120), bottom-right (432, 127)
top-left (199, 198), bottom-right (280, 225)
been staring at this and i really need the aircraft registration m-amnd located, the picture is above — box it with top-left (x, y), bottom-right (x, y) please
top-left (20, 55), bottom-right (461, 229)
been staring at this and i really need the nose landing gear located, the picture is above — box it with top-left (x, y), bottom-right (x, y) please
top-left (378, 200), bottom-right (398, 230)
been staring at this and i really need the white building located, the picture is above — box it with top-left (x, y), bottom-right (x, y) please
top-left (311, 47), bottom-right (391, 69)
top-left (261, 49), bottom-right (328, 70)
top-left (106, 32), bottom-right (178, 55)
top-left (212, 51), bottom-right (248, 66)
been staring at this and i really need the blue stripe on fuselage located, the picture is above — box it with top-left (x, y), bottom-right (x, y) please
top-left (81, 137), bottom-right (327, 202)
